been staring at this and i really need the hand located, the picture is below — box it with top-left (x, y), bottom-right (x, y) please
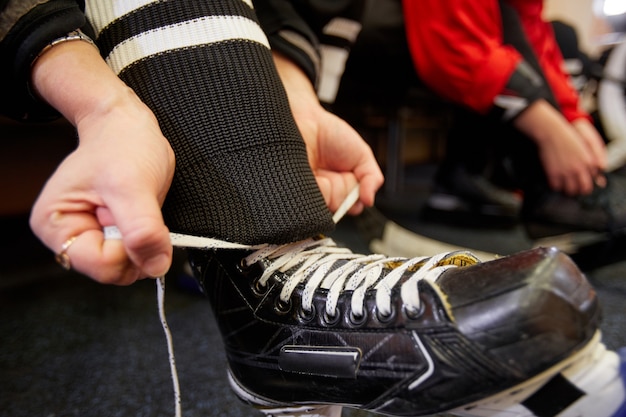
top-left (514, 100), bottom-right (607, 195)
top-left (272, 52), bottom-right (384, 215)
top-left (572, 118), bottom-right (607, 186)
top-left (28, 41), bottom-right (175, 285)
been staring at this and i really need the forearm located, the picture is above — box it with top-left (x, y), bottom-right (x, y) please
top-left (512, 99), bottom-right (575, 145)
top-left (272, 50), bottom-right (319, 115)
top-left (31, 40), bottom-right (157, 133)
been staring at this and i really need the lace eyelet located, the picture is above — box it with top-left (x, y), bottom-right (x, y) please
top-left (274, 297), bottom-right (292, 315)
top-left (348, 309), bottom-right (367, 327)
top-left (322, 308), bottom-right (341, 326)
top-left (376, 306), bottom-right (396, 323)
top-left (298, 305), bottom-right (316, 322)
top-left (238, 258), bottom-right (250, 271)
top-left (252, 279), bottom-right (269, 297)
top-left (403, 304), bottom-right (424, 320)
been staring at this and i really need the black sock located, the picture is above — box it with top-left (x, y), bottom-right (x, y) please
top-left (87, 0), bottom-right (335, 244)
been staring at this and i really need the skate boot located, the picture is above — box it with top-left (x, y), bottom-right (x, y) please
top-left (524, 173), bottom-right (626, 252)
top-left (187, 238), bottom-right (602, 416)
top-left (423, 165), bottom-right (521, 227)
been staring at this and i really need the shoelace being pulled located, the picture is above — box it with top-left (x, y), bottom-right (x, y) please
top-left (103, 186), bottom-right (480, 417)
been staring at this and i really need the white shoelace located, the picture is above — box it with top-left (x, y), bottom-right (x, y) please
top-left (155, 276), bottom-right (181, 417)
top-left (104, 186), bottom-right (479, 416)
top-left (241, 237), bottom-right (474, 319)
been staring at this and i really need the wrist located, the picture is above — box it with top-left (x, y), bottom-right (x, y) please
top-left (31, 39), bottom-right (145, 126)
top-left (272, 51), bottom-right (320, 114)
top-left (74, 86), bottom-right (161, 146)
top-left (513, 99), bottom-right (573, 145)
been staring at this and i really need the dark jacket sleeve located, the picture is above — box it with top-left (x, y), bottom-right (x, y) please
top-left (0, 0), bottom-right (88, 121)
top-left (252, 0), bottom-right (322, 86)
top-left (252, 0), bottom-right (365, 87)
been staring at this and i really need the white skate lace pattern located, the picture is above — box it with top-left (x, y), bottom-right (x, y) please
top-left (104, 187), bottom-right (480, 417)
top-left (239, 237), bottom-right (477, 318)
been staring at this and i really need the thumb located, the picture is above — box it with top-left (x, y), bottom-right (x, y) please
top-left (101, 193), bottom-right (172, 278)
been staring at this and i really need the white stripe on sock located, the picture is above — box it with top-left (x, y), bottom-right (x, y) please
top-left (86, 0), bottom-right (255, 33)
top-left (86, 0), bottom-right (159, 33)
top-left (103, 16), bottom-right (270, 75)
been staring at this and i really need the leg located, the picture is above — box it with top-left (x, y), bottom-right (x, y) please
top-left (86, 0), bottom-right (334, 245)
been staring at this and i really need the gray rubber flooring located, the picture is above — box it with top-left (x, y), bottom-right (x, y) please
top-left (1, 177), bottom-right (625, 417)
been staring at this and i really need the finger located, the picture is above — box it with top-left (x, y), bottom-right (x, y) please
top-left (30, 198), bottom-right (101, 261)
top-left (347, 201), bottom-right (365, 216)
top-left (590, 142), bottom-right (608, 172)
top-left (30, 186), bottom-right (161, 283)
top-left (64, 229), bottom-right (142, 285)
top-left (564, 172), bottom-right (592, 196)
top-left (350, 152), bottom-right (384, 207)
top-left (545, 171), bottom-right (563, 195)
top-left (579, 172), bottom-right (595, 195)
top-left (38, 208), bottom-right (160, 283)
top-left (102, 193), bottom-right (172, 278)
top-left (356, 171), bottom-right (384, 207)
top-left (315, 170), bottom-right (358, 214)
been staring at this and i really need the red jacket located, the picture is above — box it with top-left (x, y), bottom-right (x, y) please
top-left (402, 0), bottom-right (588, 122)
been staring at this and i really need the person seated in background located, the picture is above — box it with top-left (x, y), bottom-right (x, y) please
top-left (402, 0), bottom-right (626, 242)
